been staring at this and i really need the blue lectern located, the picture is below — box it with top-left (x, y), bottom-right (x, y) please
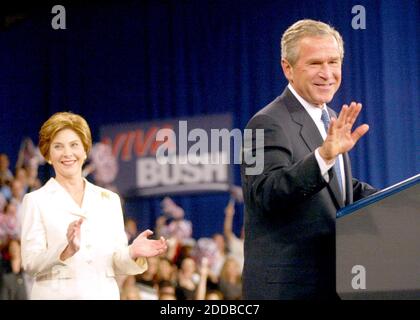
top-left (336, 174), bottom-right (420, 299)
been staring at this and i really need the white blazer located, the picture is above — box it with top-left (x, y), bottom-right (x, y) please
top-left (21, 178), bottom-right (147, 300)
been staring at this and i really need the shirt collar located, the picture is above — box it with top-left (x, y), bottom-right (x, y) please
top-left (44, 177), bottom-right (93, 218)
top-left (287, 83), bottom-right (328, 122)
top-left (44, 176), bottom-right (92, 193)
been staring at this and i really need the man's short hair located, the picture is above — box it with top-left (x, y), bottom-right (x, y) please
top-left (281, 19), bottom-right (344, 65)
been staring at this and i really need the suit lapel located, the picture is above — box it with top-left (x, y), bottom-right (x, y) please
top-left (282, 88), bottom-right (344, 208)
top-left (283, 89), bottom-right (324, 152)
top-left (342, 152), bottom-right (353, 205)
top-left (328, 162), bottom-right (345, 208)
top-left (47, 178), bottom-right (88, 218)
top-left (81, 179), bottom-right (106, 219)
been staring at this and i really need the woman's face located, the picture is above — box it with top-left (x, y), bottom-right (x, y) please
top-left (158, 259), bottom-right (173, 277)
top-left (181, 258), bottom-right (196, 274)
top-left (5, 202), bottom-right (17, 216)
top-left (49, 128), bottom-right (86, 181)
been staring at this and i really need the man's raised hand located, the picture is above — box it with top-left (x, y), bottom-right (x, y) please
top-left (319, 102), bottom-right (369, 162)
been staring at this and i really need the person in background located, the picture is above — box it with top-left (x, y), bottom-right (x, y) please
top-left (124, 217), bottom-right (139, 245)
top-left (135, 255), bottom-right (159, 288)
top-left (120, 275), bottom-right (141, 300)
top-left (14, 168), bottom-right (29, 195)
top-left (20, 112), bottom-right (167, 300)
top-left (176, 257), bottom-right (199, 300)
top-left (0, 154), bottom-right (13, 187)
top-left (155, 197), bottom-right (193, 265)
top-left (223, 198), bottom-right (244, 273)
top-left (210, 233), bottom-right (227, 282)
top-left (0, 154), bottom-right (13, 201)
top-left (157, 280), bottom-right (177, 300)
top-left (219, 257), bottom-right (242, 300)
top-left (0, 201), bottom-right (26, 300)
top-left (195, 256), bottom-right (225, 300)
top-left (156, 257), bottom-right (177, 285)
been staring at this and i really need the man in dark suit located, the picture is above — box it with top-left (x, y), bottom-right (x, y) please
top-left (241, 19), bottom-right (377, 300)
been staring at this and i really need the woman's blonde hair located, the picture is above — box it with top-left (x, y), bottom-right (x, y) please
top-left (39, 112), bottom-right (92, 161)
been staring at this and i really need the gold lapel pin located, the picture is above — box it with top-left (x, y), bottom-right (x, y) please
top-left (101, 191), bottom-right (110, 199)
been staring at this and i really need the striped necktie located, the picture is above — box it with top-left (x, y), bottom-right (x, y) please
top-left (321, 109), bottom-right (344, 197)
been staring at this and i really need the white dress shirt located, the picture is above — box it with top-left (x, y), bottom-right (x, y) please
top-left (288, 84), bottom-right (346, 201)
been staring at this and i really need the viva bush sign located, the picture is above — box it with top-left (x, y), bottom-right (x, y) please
top-left (100, 114), bottom-right (234, 197)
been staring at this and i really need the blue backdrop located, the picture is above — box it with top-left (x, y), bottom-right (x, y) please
top-left (0, 0), bottom-right (418, 238)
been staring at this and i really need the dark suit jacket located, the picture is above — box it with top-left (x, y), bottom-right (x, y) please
top-left (240, 87), bottom-right (377, 300)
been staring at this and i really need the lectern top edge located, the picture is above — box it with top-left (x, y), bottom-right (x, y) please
top-left (337, 173), bottom-right (420, 218)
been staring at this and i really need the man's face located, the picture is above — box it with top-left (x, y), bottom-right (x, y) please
top-left (282, 35), bottom-right (342, 107)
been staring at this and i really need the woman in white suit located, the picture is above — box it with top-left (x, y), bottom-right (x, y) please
top-left (20, 112), bottom-right (167, 299)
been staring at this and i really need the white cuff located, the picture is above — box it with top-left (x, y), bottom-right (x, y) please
top-left (315, 148), bottom-right (335, 183)
top-left (113, 246), bottom-right (148, 275)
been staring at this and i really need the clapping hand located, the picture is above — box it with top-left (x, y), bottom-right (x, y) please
top-left (60, 218), bottom-right (84, 261)
top-left (129, 229), bottom-right (168, 259)
top-left (319, 102), bottom-right (369, 162)
top-left (67, 218), bottom-right (84, 252)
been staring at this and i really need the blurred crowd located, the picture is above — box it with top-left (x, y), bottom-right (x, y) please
top-left (119, 195), bottom-right (244, 300)
top-left (0, 152), bottom-right (42, 300)
top-left (0, 150), bottom-right (244, 300)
